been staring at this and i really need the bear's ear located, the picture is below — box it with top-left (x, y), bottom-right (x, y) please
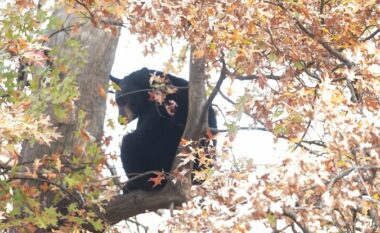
top-left (109, 74), bottom-right (121, 86)
top-left (141, 67), bottom-right (149, 72)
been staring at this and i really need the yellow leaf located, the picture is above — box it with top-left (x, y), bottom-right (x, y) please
top-left (289, 137), bottom-right (300, 143)
top-left (331, 90), bottom-right (343, 104)
top-left (115, 6), bottom-right (124, 18)
top-left (337, 160), bottom-right (346, 168)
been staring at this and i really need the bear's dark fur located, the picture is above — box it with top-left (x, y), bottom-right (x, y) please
top-left (110, 68), bottom-right (217, 193)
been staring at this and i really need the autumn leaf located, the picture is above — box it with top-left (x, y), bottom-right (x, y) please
top-left (39, 182), bottom-right (49, 192)
top-left (98, 85), bottom-right (106, 99)
top-left (148, 171), bottom-right (166, 187)
top-left (257, 74), bottom-right (267, 89)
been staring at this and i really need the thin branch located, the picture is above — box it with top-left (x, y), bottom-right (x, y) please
top-left (218, 90), bottom-right (236, 105)
top-left (360, 28), bottom-right (380, 42)
top-left (293, 119), bottom-right (312, 151)
top-left (9, 176), bottom-right (84, 206)
top-left (217, 126), bottom-right (270, 133)
top-left (301, 140), bottom-right (326, 147)
top-left (218, 88), bottom-right (324, 155)
top-left (327, 166), bottom-right (380, 191)
top-left (331, 77), bottom-right (346, 83)
top-left (235, 73), bottom-right (282, 81)
top-left (294, 20), bottom-right (353, 67)
top-left (115, 86), bottom-right (188, 99)
top-left (346, 79), bottom-right (360, 103)
top-left (283, 208), bottom-right (311, 233)
top-left (48, 24), bottom-right (80, 38)
top-left (269, 1), bottom-right (354, 67)
top-left (75, 0), bottom-right (95, 19)
top-left (100, 18), bottom-right (126, 27)
top-left (303, 65), bottom-right (321, 82)
top-left (204, 56), bottom-right (228, 108)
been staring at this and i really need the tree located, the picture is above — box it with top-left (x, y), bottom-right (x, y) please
top-left (1, 0), bottom-right (379, 232)
top-left (1, 2), bottom-right (119, 232)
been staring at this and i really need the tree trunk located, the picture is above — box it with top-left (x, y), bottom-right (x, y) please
top-left (19, 7), bottom-right (119, 210)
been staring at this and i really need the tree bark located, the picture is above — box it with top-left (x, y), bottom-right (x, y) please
top-left (19, 6), bottom-right (119, 211)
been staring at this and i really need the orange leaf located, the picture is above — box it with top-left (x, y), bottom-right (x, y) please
top-left (148, 171), bottom-right (166, 187)
top-left (39, 182), bottom-right (49, 192)
top-left (98, 85), bottom-right (106, 99)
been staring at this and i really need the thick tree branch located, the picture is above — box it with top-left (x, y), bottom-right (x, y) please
top-left (103, 183), bottom-right (186, 225)
top-left (182, 48), bottom-right (208, 139)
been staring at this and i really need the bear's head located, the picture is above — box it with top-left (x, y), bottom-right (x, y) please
top-left (110, 67), bottom-right (153, 122)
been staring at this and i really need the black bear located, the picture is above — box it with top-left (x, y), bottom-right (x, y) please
top-left (110, 67), bottom-right (217, 193)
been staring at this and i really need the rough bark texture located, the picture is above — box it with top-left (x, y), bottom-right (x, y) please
top-left (104, 183), bottom-right (186, 225)
top-left (182, 48), bottom-right (208, 140)
top-left (19, 7), bottom-right (119, 207)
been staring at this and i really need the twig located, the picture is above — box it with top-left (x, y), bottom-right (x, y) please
top-left (8, 175), bottom-right (109, 229)
top-left (327, 166), bottom-right (380, 191)
top-left (293, 119), bottom-right (312, 151)
top-left (235, 73), bottom-right (282, 81)
top-left (75, 0), bottom-right (95, 19)
top-left (205, 56), bottom-right (228, 108)
top-left (360, 28), bottom-right (380, 42)
top-left (283, 208), bottom-right (311, 233)
top-left (218, 90), bottom-right (236, 105)
top-left (346, 79), bottom-right (359, 102)
top-left (217, 126), bottom-right (270, 133)
top-left (270, 1), bottom-right (354, 67)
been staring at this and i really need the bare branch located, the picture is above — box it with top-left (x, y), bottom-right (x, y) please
top-left (217, 126), bottom-right (270, 133)
top-left (235, 73), bottom-right (282, 81)
top-left (205, 56), bottom-right (228, 108)
top-left (346, 79), bottom-right (360, 103)
top-left (327, 166), bottom-right (380, 191)
top-left (360, 28), bottom-right (380, 42)
top-left (293, 119), bottom-right (312, 151)
top-left (9, 176), bottom-right (84, 206)
top-left (283, 208), bottom-right (311, 233)
top-left (294, 20), bottom-right (353, 67)
top-left (269, 1), bottom-right (354, 67)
